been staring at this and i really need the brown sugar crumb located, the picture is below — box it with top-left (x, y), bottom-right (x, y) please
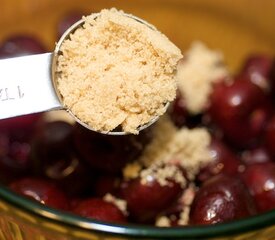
top-left (179, 184), bottom-right (196, 206)
top-left (138, 115), bottom-right (178, 167)
top-left (103, 193), bottom-right (128, 216)
top-left (140, 162), bottom-right (187, 187)
top-left (177, 185), bottom-right (196, 226)
top-left (155, 216), bottom-right (171, 227)
top-left (139, 117), bottom-right (212, 180)
top-left (123, 161), bottom-right (142, 180)
top-left (155, 184), bottom-right (196, 227)
top-left (56, 8), bottom-right (182, 134)
top-left (176, 41), bottom-right (229, 114)
top-left (122, 115), bottom-right (177, 180)
top-left (122, 116), bottom-right (213, 185)
top-left (177, 206), bottom-right (191, 226)
top-left (163, 126), bottom-right (212, 180)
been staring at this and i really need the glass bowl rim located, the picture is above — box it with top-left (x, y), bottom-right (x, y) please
top-left (0, 184), bottom-right (274, 238)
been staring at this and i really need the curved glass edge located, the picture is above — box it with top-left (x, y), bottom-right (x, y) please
top-left (0, 185), bottom-right (275, 238)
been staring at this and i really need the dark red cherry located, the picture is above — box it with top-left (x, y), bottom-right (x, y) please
top-left (190, 174), bottom-right (256, 225)
top-left (9, 178), bottom-right (69, 210)
top-left (69, 198), bottom-right (82, 209)
top-left (240, 162), bottom-right (275, 213)
top-left (0, 36), bottom-right (46, 58)
top-left (120, 177), bottom-right (183, 223)
top-left (158, 186), bottom-right (196, 226)
top-left (169, 91), bottom-right (204, 128)
top-left (0, 113), bottom-right (41, 130)
top-left (57, 13), bottom-right (83, 38)
top-left (73, 123), bottom-right (150, 173)
top-left (94, 175), bottom-right (120, 197)
top-left (197, 137), bottom-right (242, 183)
top-left (0, 132), bottom-right (32, 183)
top-left (208, 79), bottom-right (272, 148)
top-left (240, 54), bottom-right (274, 91)
top-left (265, 115), bottom-right (275, 157)
top-left (40, 155), bottom-right (93, 197)
top-left (0, 114), bottom-right (42, 141)
top-left (241, 146), bottom-right (273, 165)
top-left (31, 121), bottom-right (93, 197)
top-left (32, 121), bottom-right (74, 157)
top-left (169, 92), bottom-right (188, 127)
top-left (72, 198), bottom-right (127, 223)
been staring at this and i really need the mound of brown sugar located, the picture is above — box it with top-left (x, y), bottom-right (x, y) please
top-left (56, 8), bottom-right (182, 134)
top-left (123, 115), bottom-right (213, 185)
top-left (176, 41), bottom-right (229, 114)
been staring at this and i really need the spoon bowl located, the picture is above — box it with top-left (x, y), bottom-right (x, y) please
top-left (0, 12), bottom-right (170, 135)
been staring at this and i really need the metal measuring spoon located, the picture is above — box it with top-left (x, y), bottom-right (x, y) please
top-left (0, 13), bottom-right (169, 135)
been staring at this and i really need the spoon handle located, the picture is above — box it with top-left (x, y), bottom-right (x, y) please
top-left (0, 53), bottom-right (62, 120)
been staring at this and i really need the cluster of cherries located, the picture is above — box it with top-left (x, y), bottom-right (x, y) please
top-left (0, 13), bottom-right (274, 226)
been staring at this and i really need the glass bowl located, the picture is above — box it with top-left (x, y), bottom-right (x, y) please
top-left (0, 0), bottom-right (275, 239)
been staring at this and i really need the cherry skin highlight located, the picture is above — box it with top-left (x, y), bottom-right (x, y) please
top-left (197, 137), bottom-right (242, 183)
top-left (240, 162), bottom-right (275, 213)
top-left (120, 177), bottom-right (183, 223)
top-left (208, 79), bottom-right (272, 149)
top-left (190, 174), bottom-right (256, 225)
top-left (9, 178), bottom-right (69, 210)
